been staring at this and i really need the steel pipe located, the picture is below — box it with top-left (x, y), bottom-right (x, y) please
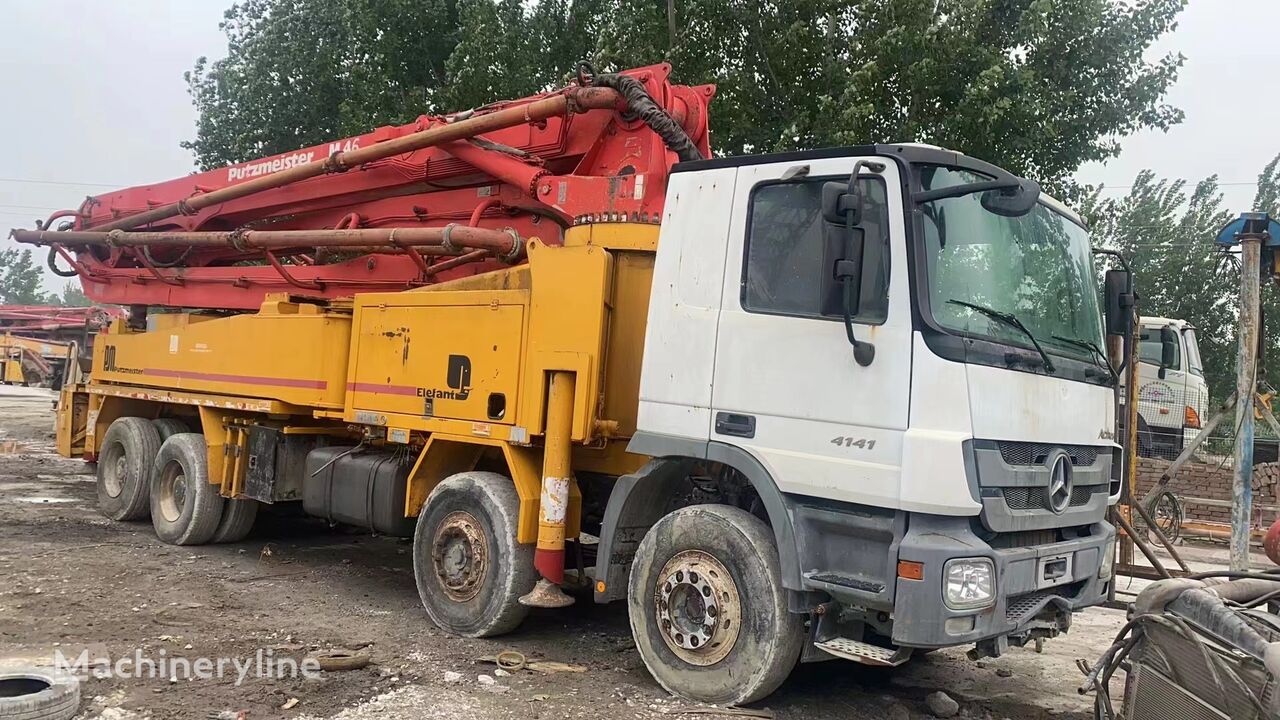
top-left (12, 225), bottom-right (523, 259)
top-left (84, 87), bottom-right (621, 232)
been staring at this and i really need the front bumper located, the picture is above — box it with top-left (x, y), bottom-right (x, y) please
top-left (890, 514), bottom-right (1114, 648)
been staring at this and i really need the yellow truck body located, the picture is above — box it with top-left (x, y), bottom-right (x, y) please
top-left (58, 225), bottom-right (657, 540)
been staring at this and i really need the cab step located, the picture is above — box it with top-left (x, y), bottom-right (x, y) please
top-left (813, 637), bottom-right (912, 667)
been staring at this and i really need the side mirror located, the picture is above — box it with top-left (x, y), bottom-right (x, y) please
top-left (822, 181), bottom-right (862, 226)
top-left (1160, 326), bottom-right (1178, 369)
top-left (823, 159), bottom-right (880, 367)
top-left (980, 178), bottom-right (1041, 217)
top-left (832, 228), bottom-right (865, 317)
top-left (1103, 269), bottom-right (1134, 337)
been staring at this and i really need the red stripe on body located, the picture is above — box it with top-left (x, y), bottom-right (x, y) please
top-left (145, 368), bottom-right (327, 390)
top-left (346, 381), bottom-right (419, 396)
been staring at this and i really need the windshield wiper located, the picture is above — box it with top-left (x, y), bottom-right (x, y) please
top-left (947, 299), bottom-right (1056, 373)
top-left (1050, 335), bottom-right (1117, 381)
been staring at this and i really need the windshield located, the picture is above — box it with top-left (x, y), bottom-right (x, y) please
top-left (1184, 328), bottom-right (1204, 377)
top-left (1138, 326), bottom-right (1179, 370)
top-left (920, 166), bottom-right (1105, 363)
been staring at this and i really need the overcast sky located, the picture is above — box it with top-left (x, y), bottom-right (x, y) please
top-left (1, 0), bottom-right (1277, 292)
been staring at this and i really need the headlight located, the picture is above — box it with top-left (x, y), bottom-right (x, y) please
top-left (1099, 541), bottom-right (1115, 580)
top-left (943, 558), bottom-right (995, 610)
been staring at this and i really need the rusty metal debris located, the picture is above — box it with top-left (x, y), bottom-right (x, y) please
top-left (307, 649), bottom-right (371, 672)
top-left (1081, 573), bottom-right (1280, 719)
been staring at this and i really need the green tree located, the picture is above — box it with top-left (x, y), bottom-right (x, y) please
top-left (57, 282), bottom-right (92, 308)
top-left (1251, 154), bottom-right (1280, 385)
top-left (1082, 172), bottom-right (1237, 401)
top-left (597, 0), bottom-right (1185, 188)
top-left (0, 248), bottom-right (50, 305)
top-left (183, 0), bottom-right (600, 170)
top-left (185, 0), bottom-right (1186, 189)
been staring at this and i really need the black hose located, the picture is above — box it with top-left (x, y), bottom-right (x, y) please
top-left (47, 246), bottom-right (78, 278)
top-left (588, 69), bottom-right (704, 163)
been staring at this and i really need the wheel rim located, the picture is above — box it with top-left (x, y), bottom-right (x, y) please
top-left (655, 550), bottom-right (742, 666)
top-left (101, 444), bottom-right (126, 498)
top-left (157, 461), bottom-right (187, 523)
top-left (431, 510), bottom-right (488, 602)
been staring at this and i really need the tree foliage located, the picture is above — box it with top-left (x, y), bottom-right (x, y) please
top-left (57, 282), bottom-right (92, 308)
top-left (0, 248), bottom-right (50, 305)
top-left (183, 0), bottom-right (600, 168)
top-left (184, 0), bottom-right (1186, 188)
top-left (1082, 155), bottom-right (1280, 404)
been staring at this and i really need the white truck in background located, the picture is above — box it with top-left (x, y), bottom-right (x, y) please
top-left (1124, 317), bottom-right (1210, 458)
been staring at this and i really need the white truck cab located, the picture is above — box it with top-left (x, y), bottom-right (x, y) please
top-left (1127, 317), bottom-right (1209, 458)
top-left (613, 144), bottom-right (1119, 670)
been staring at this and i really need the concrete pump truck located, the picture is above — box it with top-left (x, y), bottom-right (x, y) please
top-left (15, 63), bottom-right (1123, 704)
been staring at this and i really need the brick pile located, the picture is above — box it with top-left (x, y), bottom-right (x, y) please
top-left (1134, 457), bottom-right (1280, 525)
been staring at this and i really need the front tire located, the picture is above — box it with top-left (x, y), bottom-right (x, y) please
top-left (412, 472), bottom-right (536, 638)
top-left (96, 417), bottom-right (162, 521)
top-left (628, 504), bottom-right (804, 705)
top-left (149, 433), bottom-right (224, 545)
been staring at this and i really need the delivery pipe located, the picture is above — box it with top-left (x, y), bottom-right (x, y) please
top-left (12, 225), bottom-right (523, 260)
top-left (84, 87), bottom-right (621, 232)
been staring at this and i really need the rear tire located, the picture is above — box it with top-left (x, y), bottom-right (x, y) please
top-left (628, 504), bottom-right (804, 705)
top-left (96, 417), bottom-right (162, 521)
top-left (149, 433), bottom-right (224, 546)
top-left (212, 498), bottom-right (259, 543)
top-left (412, 471), bottom-right (536, 638)
top-left (151, 417), bottom-right (189, 441)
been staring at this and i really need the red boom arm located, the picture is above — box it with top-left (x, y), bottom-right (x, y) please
top-left (15, 65), bottom-right (713, 310)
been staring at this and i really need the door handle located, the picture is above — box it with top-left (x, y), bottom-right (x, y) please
top-left (715, 412), bottom-right (756, 438)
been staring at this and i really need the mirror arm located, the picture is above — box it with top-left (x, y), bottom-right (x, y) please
top-left (912, 178), bottom-right (1019, 204)
top-left (841, 160), bottom-right (876, 367)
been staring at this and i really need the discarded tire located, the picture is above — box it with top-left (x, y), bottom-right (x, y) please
top-left (97, 416), bottom-right (162, 521)
top-left (0, 669), bottom-right (79, 720)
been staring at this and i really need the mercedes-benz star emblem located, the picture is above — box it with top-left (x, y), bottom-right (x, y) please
top-left (1046, 451), bottom-right (1073, 514)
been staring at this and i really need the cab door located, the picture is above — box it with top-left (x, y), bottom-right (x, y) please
top-left (710, 156), bottom-right (912, 508)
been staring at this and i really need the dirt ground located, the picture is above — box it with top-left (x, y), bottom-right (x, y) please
top-left (0, 386), bottom-right (1139, 720)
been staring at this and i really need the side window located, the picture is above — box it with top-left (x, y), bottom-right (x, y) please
top-left (742, 177), bottom-right (889, 323)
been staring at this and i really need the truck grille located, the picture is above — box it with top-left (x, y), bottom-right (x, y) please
top-left (1003, 485), bottom-right (1098, 510)
top-left (997, 441), bottom-right (1100, 467)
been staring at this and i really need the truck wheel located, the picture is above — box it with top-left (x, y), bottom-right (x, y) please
top-left (628, 504), bottom-right (804, 705)
top-left (97, 416), bottom-right (162, 521)
top-left (412, 471), bottom-right (536, 638)
top-left (151, 417), bottom-right (189, 441)
top-left (149, 433), bottom-right (224, 545)
top-left (212, 498), bottom-right (259, 543)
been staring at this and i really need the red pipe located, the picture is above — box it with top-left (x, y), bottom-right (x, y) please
top-left (264, 251), bottom-right (325, 291)
top-left (469, 197), bottom-right (501, 227)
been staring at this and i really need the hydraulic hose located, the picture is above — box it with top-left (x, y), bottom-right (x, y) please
top-left (588, 67), bottom-right (704, 163)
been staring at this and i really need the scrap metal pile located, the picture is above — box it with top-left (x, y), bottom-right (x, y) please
top-left (1081, 574), bottom-right (1280, 719)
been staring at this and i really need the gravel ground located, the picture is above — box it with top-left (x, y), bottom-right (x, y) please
top-left (0, 386), bottom-right (1132, 720)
